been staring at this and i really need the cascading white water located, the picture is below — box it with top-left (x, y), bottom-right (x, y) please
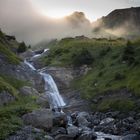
top-left (24, 51), bottom-right (66, 109)
top-left (24, 59), bottom-right (36, 71)
top-left (40, 72), bottom-right (66, 108)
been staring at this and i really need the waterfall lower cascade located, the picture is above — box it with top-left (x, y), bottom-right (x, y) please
top-left (24, 53), bottom-right (66, 109)
top-left (40, 72), bottom-right (66, 108)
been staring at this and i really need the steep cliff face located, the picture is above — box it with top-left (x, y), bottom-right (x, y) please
top-left (93, 7), bottom-right (140, 38)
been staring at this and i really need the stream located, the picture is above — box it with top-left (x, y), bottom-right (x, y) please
top-left (24, 50), bottom-right (123, 140)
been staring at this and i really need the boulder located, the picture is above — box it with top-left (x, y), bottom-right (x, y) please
top-left (53, 112), bottom-right (67, 127)
top-left (77, 131), bottom-right (97, 140)
top-left (55, 134), bottom-right (74, 140)
top-left (67, 125), bottom-right (79, 137)
top-left (76, 112), bottom-right (91, 127)
top-left (20, 86), bottom-right (39, 96)
top-left (22, 109), bottom-right (53, 130)
top-left (100, 117), bottom-right (114, 125)
top-left (6, 126), bottom-right (47, 140)
top-left (122, 134), bottom-right (140, 140)
top-left (51, 127), bottom-right (66, 137)
top-left (44, 135), bottom-right (54, 140)
top-left (0, 91), bottom-right (15, 106)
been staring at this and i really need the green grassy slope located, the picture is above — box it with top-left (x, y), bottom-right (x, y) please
top-left (0, 75), bottom-right (39, 139)
top-left (42, 37), bottom-right (140, 112)
top-left (0, 30), bottom-right (39, 139)
top-left (0, 42), bottom-right (21, 64)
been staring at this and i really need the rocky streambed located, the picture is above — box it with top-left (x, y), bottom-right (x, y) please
top-left (7, 108), bottom-right (140, 140)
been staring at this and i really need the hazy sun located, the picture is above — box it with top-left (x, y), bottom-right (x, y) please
top-left (40, 10), bottom-right (67, 19)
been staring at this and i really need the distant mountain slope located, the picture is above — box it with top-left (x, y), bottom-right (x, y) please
top-left (92, 7), bottom-right (140, 38)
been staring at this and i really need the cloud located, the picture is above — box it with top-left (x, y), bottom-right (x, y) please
top-left (0, 0), bottom-right (93, 45)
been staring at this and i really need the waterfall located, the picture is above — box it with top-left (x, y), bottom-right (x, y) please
top-left (24, 50), bottom-right (66, 109)
top-left (40, 72), bottom-right (66, 108)
top-left (24, 59), bottom-right (36, 71)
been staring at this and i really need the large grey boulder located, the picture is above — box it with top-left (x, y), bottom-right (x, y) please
top-left (77, 112), bottom-right (91, 127)
top-left (22, 109), bottom-right (53, 130)
top-left (20, 86), bottom-right (39, 96)
top-left (0, 91), bottom-right (15, 106)
top-left (67, 125), bottom-right (79, 137)
top-left (6, 126), bottom-right (47, 140)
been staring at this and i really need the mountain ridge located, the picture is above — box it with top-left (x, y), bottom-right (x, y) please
top-left (92, 7), bottom-right (140, 38)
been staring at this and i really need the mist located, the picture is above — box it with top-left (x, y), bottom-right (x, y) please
top-left (0, 0), bottom-right (139, 45)
top-left (0, 0), bottom-right (93, 45)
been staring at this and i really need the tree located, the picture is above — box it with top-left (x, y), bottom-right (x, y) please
top-left (17, 42), bottom-right (27, 53)
top-left (72, 48), bottom-right (94, 67)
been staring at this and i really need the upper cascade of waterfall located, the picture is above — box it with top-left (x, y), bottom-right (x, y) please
top-left (24, 59), bottom-right (36, 71)
top-left (32, 48), bottom-right (49, 58)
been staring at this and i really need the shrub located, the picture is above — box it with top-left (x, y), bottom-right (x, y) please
top-left (99, 47), bottom-right (111, 57)
top-left (122, 41), bottom-right (135, 65)
top-left (71, 48), bottom-right (94, 67)
top-left (114, 73), bottom-right (125, 81)
top-left (17, 42), bottom-right (27, 53)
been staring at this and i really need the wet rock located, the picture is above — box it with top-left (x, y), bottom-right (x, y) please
top-left (6, 126), bottom-right (46, 140)
top-left (100, 117), bottom-right (114, 125)
top-left (22, 109), bottom-right (53, 130)
top-left (126, 117), bottom-right (135, 123)
top-left (44, 135), bottom-right (54, 140)
top-left (20, 86), bottom-right (39, 96)
top-left (104, 138), bottom-right (112, 140)
top-left (122, 134), bottom-right (140, 140)
top-left (0, 91), bottom-right (15, 106)
top-left (77, 130), bottom-right (97, 140)
top-left (55, 134), bottom-right (74, 140)
top-left (67, 125), bottom-right (79, 137)
top-left (51, 127), bottom-right (66, 137)
top-left (105, 111), bottom-right (120, 118)
top-left (77, 112), bottom-right (91, 127)
top-left (53, 112), bottom-right (67, 127)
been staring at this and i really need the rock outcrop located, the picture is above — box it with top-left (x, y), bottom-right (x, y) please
top-left (22, 109), bottom-right (53, 130)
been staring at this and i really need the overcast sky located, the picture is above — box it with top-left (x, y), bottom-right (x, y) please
top-left (31, 0), bottom-right (140, 21)
top-left (0, 0), bottom-right (139, 45)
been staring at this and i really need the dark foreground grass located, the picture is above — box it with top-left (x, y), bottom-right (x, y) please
top-left (0, 95), bottom-right (39, 140)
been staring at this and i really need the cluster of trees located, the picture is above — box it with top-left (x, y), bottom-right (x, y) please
top-left (17, 42), bottom-right (31, 53)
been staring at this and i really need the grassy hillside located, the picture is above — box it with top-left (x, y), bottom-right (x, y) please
top-left (0, 75), bottom-right (39, 139)
top-left (0, 42), bottom-right (21, 64)
top-left (42, 37), bottom-right (140, 112)
top-left (0, 30), bottom-right (27, 64)
top-left (0, 30), bottom-right (39, 139)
